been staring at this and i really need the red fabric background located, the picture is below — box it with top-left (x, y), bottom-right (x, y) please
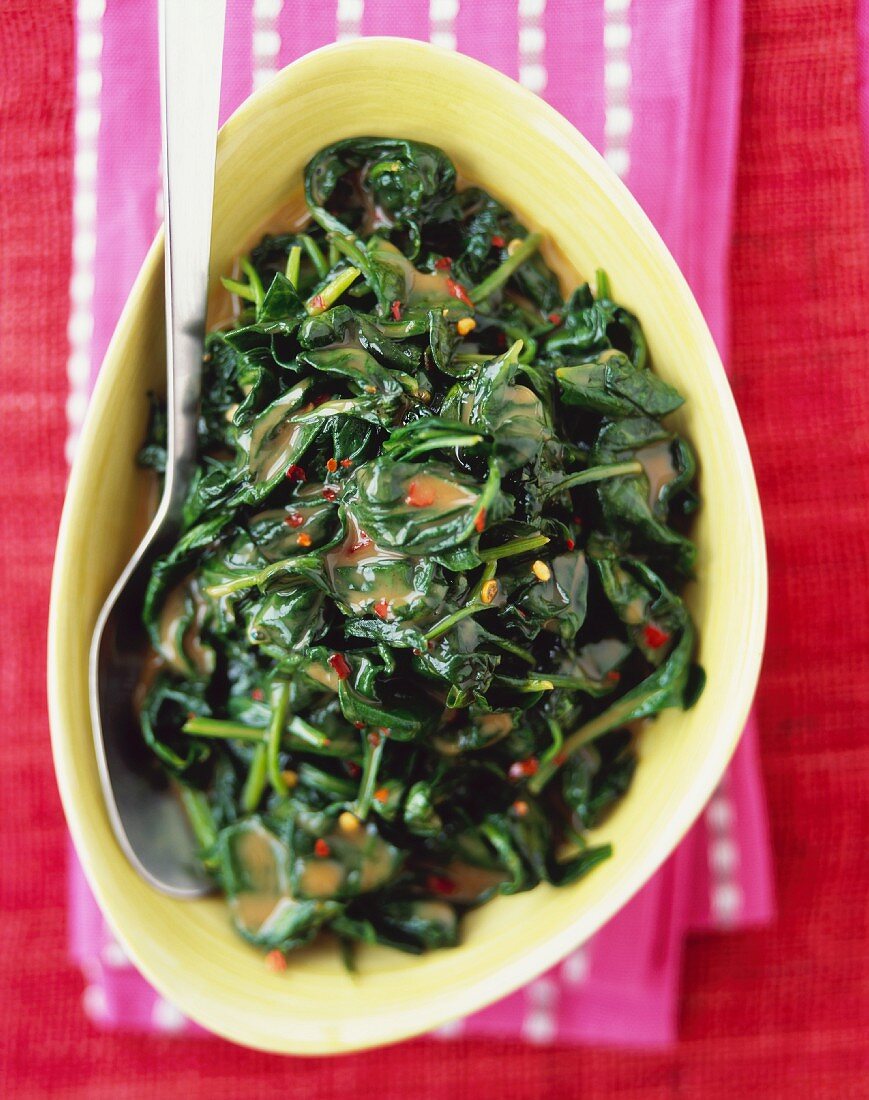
top-left (1, 0), bottom-right (867, 1095)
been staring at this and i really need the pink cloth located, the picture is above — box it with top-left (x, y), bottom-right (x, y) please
top-left (69, 0), bottom-right (772, 1046)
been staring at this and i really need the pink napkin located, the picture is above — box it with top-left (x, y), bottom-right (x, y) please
top-left (66, 0), bottom-right (773, 1046)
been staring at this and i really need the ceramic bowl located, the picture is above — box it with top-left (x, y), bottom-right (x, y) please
top-left (48, 38), bottom-right (766, 1054)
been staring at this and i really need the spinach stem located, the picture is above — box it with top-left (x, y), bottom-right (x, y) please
top-left (355, 735), bottom-right (386, 820)
top-left (541, 718), bottom-right (564, 767)
top-left (179, 787), bottom-right (218, 850)
top-left (267, 680), bottom-right (291, 797)
top-left (300, 233), bottom-right (329, 279)
top-left (205, 555), bottom-right (309, 599)
top-left (241, 744), bottom-right (267, 812)
top-left (424, 600), bottom-right (485, 642)
top-left (470, 232), bottom-right (542, 303)
top-left (544, 461), bottom-right (643, 499)
top-left (285, 245), bottom-right (302, 288)
top-left (596, 268), bottom-right (611, 300)
top-left (183, 716), bottom-right (266, 742)
top-left (477, 534), bottom-right (550, 563)
top-left (287, 715), bottom-right (333, 750)
top-left (305, 265), bottom-right (361, 315)
top-left (240, 257), bottom-right (265, 312)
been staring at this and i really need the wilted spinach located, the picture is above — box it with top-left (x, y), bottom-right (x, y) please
top-left (136, 136), bottom-right (704, 966)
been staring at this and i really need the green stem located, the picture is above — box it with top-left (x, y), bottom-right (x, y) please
top-left (242, 744), bottom-right (267, 812)
top-left (298, 763), bottom-right (357, 798)
top-left (240, 257), bottom-right (265, 312)
top-left (285, 245), bottom-right (302, 288)
top-left (529, 694), bottom-right (634, 795)
top-left (300, 233), bottom-right (329, 279)
top-left (595, 268), bottom-right (611, 300)
top-left (498, 676), bottom-right (555, 693)
top-left (424, 600), bottom-right (485, 642)
top-left (305, 265), bottom-right (361, 315)
top-left (470, 232), bottom-right (542, 303)
top-left (477, 534), bottom-right (550, 563)
top-left (541, 718), bottom-right (564, 767)
top-left (183, 716), bottom-right (266, 742)
top-left (179, 787), bottom-right (218, 850)
top-left (205, 555), bottom-right (309, 599)
top-left (267, 681), bottom-right (291, 797)
top-left (543, 461), bottom-right (643, 499)
top-left (287, 715), bottom-right (333, 750)
top-left (398, 433), bottom-right (485, 460)
top-left (355, 735), bottom-right (386, 820)
top-left (220, 276), bottom-right (257, 302)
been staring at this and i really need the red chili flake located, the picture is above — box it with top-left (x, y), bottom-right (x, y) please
top-left (508, 757), bottom-right (539, 781)
top-left (491, 234), bottom-right (506, 248)
top-left (353, 720), bottom-right (365, 729)
top-left (312, 392), bottom-right (332, 407)
top-left (512, 799), bottom-right (529, 817)
top-left (566, 538), bottom-right (576, 551)
top-left (605, 670), bottom-right (621, 683)
top-left (326, 457), bottom-right (338, 473)
top-left (434, 256), bottom-right (452, 271)
top-left (643, 624), bottom-right (671, 649)
top-left (572, 515), bottom-right (583, 527)
top-left (297, 532), bottom-right (312, 547)
top-left (548, 311), bottom-right (563, 325)
top-left (264, 949), bottom-right (287, 973)
top-left (286, 464), bottom-right (306, 482)
top-left (314, 838), bottom-right (331, 858)
top-left (284, 512), bottom-right (304, 528)
top-left (344, 761), bottom-right (362, 777)
top-left (310, 294), bottom-right (326, 311)
top-left (322, 486), bottom-right (337, 502)
top-left (446, 277), bottom-right (474, 308)
top-left (554, 751), bottom-right (568, 767)
top-left (426, 873), bottom-right (457, 896)
top-left (251, 687), bottom-right (264, 702)
top-left (367, 730), bottom-right (382, 747)
top-left (405, 480), bottom-right (436, 507)
top-left (391, 300), bottom-right (402, 321)
top-left (374, 787), bottom-right (389, 804)
top-left (374, 598), bottom-right (390, 621)
top-left (496, 331), bottom-right (507, 348)
top-left (328, 652), bottom-right (351, 681)
top-left (474, 508), bottom-right (487, 533)
top-left (340, 458), bottom-right (353, 468)
top-left (349, 530), bottom-right (372, 554)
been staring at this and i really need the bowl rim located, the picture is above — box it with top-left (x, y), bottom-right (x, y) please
top-left (48, 36), bottom-right (767, 1054)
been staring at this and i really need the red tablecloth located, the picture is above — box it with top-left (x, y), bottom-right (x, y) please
top-left (1, 1), bottom-right (867, 1096)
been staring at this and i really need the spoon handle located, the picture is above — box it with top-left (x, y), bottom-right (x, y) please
top-left (158, 0), bottom-right (226, 518)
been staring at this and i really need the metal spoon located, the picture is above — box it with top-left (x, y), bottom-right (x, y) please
top-left (89, 0), bottom-right (226, 897)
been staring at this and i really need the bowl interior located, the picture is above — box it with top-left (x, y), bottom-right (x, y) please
top-left (48, 39), bottom-right (766, 1054)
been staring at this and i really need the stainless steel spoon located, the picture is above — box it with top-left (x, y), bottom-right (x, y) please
top-left (89, 0), bottom-right (226, 897)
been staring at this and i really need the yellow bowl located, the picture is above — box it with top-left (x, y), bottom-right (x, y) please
top-left (48, 38), bottom-right (766, 1054)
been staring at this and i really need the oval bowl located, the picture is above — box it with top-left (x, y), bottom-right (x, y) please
top-left (48, 38), bottom-right (766, 1054)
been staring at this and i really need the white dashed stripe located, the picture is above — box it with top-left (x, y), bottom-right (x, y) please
top-left (152, 996), bottom-right (187, 1032)
top-left (336, 0), bottom-right (364, 41)
top-left (561, 946), bottom-right (590, 985)
top-left (66, 2), bottom-right (104, 466)
top-left (602, 0), bottom-right (632, 178)
top-left (253, 1), bottom-right (285, 90)
top-left (522, 975), bottom-right (559, 1044)
top-left (429, 0), bottom-right (457, 53)
top-left (432, 1016), bottom-right (465, 1038)
top-left (706, 778), bottom-right (743, 928)
top-left (518, 0), bottom-right (547, 94)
